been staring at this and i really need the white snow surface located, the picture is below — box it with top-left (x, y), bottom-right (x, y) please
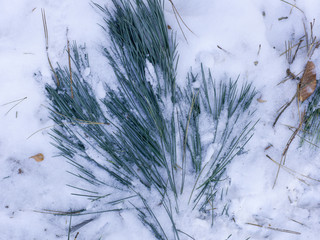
top-left (1, 0), bottom-right (320, 239)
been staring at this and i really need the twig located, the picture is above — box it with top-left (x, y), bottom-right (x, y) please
top-left (246, 222), bottom-right (301, 235)
top-left (273, 111), bottom-right (305, 188)
top-left (41, 9), bottom-right (59, 86)
top-left (291, 39), bottom-right (303, 64)
top-left (273, 93), bottom-right (296, 127)
top-left (280, 40), bottom-right (303, 57)
top-left (285, 124), bottom-right (320, 148)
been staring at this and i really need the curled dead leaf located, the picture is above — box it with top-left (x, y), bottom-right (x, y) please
top-left (30, 153), bottom-right (44, 162)
top-left (299, 61), bottom-right (317, 102)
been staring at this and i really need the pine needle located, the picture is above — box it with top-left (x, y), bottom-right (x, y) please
top-left (273, 93), bottom-right (296, 127)
top-left (181, 90), bottom-right (199, 194)
top-left (2, 97), bottom-right (27, 116)
top-left (67, 215), bottom-right (72, 240)
top-left (273, 111), bottom-right (305, 188)
top-left (267, 154), bottom-right (320, 183)
top-left (279, 0), bottom-right (305, 14)
top-left (41, 9), bottom-right (59, 86)
top-left (74, 232), bottom-right (79, 240)
top-left (168, 0), bottom-right (195, 43)
top-left (66, 28), bottom-right (74, 99)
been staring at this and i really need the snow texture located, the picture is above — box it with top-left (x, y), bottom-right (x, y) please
top-left (1, 0), bottom-right (320, 239)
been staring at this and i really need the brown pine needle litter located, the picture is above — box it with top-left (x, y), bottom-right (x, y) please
top-left (246, 222), bottom-right (301, 235)
top-left (168, 0), bottom-right (195, 43)
top-left (273, 93), bottom-right (296, 127)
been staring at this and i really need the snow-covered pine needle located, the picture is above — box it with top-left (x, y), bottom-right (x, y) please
top-left (45, 0), bottom-right (257, 238)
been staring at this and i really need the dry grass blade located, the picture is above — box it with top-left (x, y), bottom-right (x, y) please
top-left (66, 28), bottom-right (74, 99)
top-left (41, 9), bottom-right (59, 86)
top-left (298, 61), bottom-right (316, 102)
top-left (246, 222), bottom-right (301, 235)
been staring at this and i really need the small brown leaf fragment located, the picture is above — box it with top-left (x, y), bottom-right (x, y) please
top-left (257, 98), bottom-right (267, 103)
top-left (30, 153), bottom-right (44, 162)
top-left (299, 61), bottom-right (317, 102)
top-left (167, 25), bottom-right (172, 30)
top-left (18, 169), bottom-right (23, 174)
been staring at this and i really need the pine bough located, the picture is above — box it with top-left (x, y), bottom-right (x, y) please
top-left (45, 0), bottom-right (257, 239)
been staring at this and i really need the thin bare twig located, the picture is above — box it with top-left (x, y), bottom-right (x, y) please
top-left (273, 111), bottom-right (305, 188)
top-left (273, 93), bottom-right (296, 127)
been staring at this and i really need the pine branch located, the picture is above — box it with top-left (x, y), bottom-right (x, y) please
top-left (45, 0), bottom-right (257, 238)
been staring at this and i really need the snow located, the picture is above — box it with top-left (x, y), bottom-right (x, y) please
top-left (1, 0), bottom-right (320, 239)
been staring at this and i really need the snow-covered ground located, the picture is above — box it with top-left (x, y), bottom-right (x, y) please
top-left (1, 0), bottom-right (320, 239)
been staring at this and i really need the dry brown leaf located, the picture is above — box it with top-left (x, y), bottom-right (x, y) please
top-left (30, 153), bottom-right (44, 162)
top-left (299, 61), bottom-right (317, 102)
